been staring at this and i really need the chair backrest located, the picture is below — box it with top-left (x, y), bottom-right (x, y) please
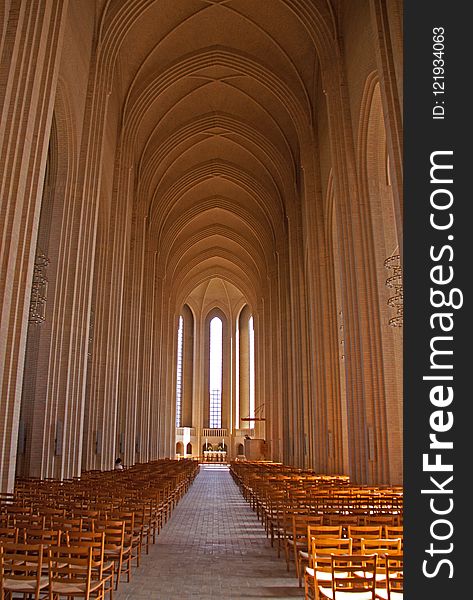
top-left (364, 514), bottom-right (399, 527)
top-left (38, 507), bottom-right (66, 526)
top-left (307, 525), bottom-right (343, 540)
top-left (291, 513), bottom-right (323, 541)
top-left (0, 542), bottom-right (45, 599)
top-left (50, 516), bottom-right (84, 533)
top-left (109, 511), bottom-right (135, 536)
top-left (94, 519), bottom-right (125, 552)
top-left (66, 529), bottom-right (105, 549)
top-left (384, 525), bottom-right (403, 544)
top-left (65, 531), bottom-right (105, 576)
top-left (23, 527), bottom-right (62, 548)
top-left (0, 527), bottom-right (18, 544)
top-left (12, 514), bottom-right (46, 530)
top-left (347, 525), bottom-right (383, 551)
top-left (48, 544), bottom-right (95, 596)
top-left (361, 538), bottom-right (401, 551)
top-left (361, 538), bottom-right (402, 569)
top-left (309, 536), bottom-right (352, 572)
top-left (384, 552), bottom-right (403, 599)
top-left (324, 514), bottom-right (360, 535)
top-left (72, 508), bottom-right (99, 531)
top-left (330, 553), bottom-right (377, 599)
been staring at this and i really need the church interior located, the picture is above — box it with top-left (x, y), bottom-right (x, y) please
top-left (0, 1), bottom-right (403, 597)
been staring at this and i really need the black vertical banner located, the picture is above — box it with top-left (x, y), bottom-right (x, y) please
top-left (404, 3), bottom-right (468, 598)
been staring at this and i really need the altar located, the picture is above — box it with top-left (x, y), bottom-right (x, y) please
top-left (203, 450), bottom-right (227, 462)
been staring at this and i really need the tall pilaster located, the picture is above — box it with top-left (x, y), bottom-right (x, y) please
top-left (0, 0), bottom-right (68, 491)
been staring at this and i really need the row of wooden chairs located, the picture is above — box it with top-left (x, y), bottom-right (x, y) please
top-left (264, 501), bottom-right (402, 559)
top-left (0, 459), bottom-right (200, 598)
top-left (230, 462), bottom-right (403, 519)
top-left (0, 538), bottom-right (112, 599)
top-left (231, 469), bottom-right (402, 530)
top-left (0, 522), bottom-right (132, 596)
top-left (304, 549), bottom-right (403, 600)
top-left (230, 460), bottom-right (403, 598)
top-left (288, 520), bottom-right (403, 586)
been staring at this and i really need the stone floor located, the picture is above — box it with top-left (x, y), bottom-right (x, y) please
top-left (114, 463), bottom-right (304, 599)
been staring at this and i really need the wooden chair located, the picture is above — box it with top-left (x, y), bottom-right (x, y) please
top-left (66, 530), bottom-right (114, 600)
top-left (376, 553), bottom-right (403, 600)
top-left (361, 538), bottom-right (401, 554)
top-left (91, 503), bottom-right (117, 519)
top-left (22, 526), bottom-right (63, 575)
top-left (347, 525), bottom-right (383, 553)
top-left (321, 553), bottom-right (378, 600)
top-left (285, 513), bottom-right (323, 576)
top-left (384, 526), bottom-right (403, 548)
top-left (304, 537), bottom-right (352, 600)
top-left (296, 523), bottom-right (341, 588)
top-left (51, 516), bottom-right (84, 533)
top-left (39, 507), bottom-right (66, 528)
top-left (138, 494), bottom-right (162, 544)
top-left (0, 527), bottom-right (18, 544)
top-left (324, 514), bottom-right (360, 535)
top-left (130, 502), bottom-right (153, 556)
top-left (364, 514), bottom-right (399, 527)
top-left (72, 509), bottom-right (99, 532)
top-left (360, 538), bottom-right (402, 582)
top-left (0, 542), bottom-right (49, 599)
top-left (3, 505), bottom-right (33, 526)
top-left (94, 520), bottom-right (131, 590)
top-left (11, 513), bottom-right (46, 532)
top-left (265, 490), bottom-right (287, 555)
top-left (110, 510), bottom-right (141, 569)
top-left (23, 526), bottom-right (62, 547)
top-left (48, 544), bottom-right (106, 599)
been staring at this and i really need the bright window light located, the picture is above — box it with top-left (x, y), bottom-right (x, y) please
top-left (209, 316), bottom-right (222, 428)
top-left (249, 315), bottom-right (255, 420)
top-left (175, 315), bottom-right (183, 428)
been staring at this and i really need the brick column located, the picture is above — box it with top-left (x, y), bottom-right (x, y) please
top-left (0, 0), bottom-right (68, 492)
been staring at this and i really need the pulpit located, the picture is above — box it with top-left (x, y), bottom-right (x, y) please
top-left (244, 438), bottom-right (266, 461)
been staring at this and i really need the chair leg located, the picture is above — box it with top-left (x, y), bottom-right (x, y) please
top-left (115, 556), bottom-right (122, 589)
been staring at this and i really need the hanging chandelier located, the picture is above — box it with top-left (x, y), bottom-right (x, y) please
top-left (384, 254), bottom-right (403, 327)
top-left (29, 251), bottom-right (50, 324)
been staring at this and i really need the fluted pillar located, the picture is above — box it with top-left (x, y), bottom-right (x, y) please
top-left (0, 0), bottom-right (68, 491)
top-left (369, 0), bottom-right (403, 260)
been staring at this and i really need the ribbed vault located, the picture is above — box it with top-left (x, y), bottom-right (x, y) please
top-left (103, 0), bottom-right (327, 322)
top-left (96, 0), bottom-right (334, 471)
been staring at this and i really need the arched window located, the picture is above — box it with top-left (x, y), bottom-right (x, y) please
top-left (249, 315), bottom-right (255, 421)
top-left (175, 315), bottom-right (183, 428)
top-left (238, 306), bottom-right (255, 428)
top-left (175, 305), bottom-right (195, 429)
top-left (209, 316), bottom-right (222, 428)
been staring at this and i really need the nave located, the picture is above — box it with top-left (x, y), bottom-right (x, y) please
top-left (114, 464), bottom-right (302, 599)
top-left (0, 458), bottom-right (403, 599)
top-left (1, 2), bottom-right (405, 595)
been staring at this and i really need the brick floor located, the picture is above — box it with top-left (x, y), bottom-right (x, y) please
top-left (114, 463), bottom-right (304, 599)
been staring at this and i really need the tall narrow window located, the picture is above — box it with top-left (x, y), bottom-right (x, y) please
top-left (175, 315), bottom-right (183, 428)
top-left (249, 315), bottom-right (255, 421)
top-left (209, 316), bottom-right (222, 428)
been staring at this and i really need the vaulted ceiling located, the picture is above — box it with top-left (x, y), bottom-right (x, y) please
top-left (99, 0), bottom-right (333, 312)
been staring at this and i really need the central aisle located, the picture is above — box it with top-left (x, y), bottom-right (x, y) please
top-left (115, 464), bottom-right (303, 599)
